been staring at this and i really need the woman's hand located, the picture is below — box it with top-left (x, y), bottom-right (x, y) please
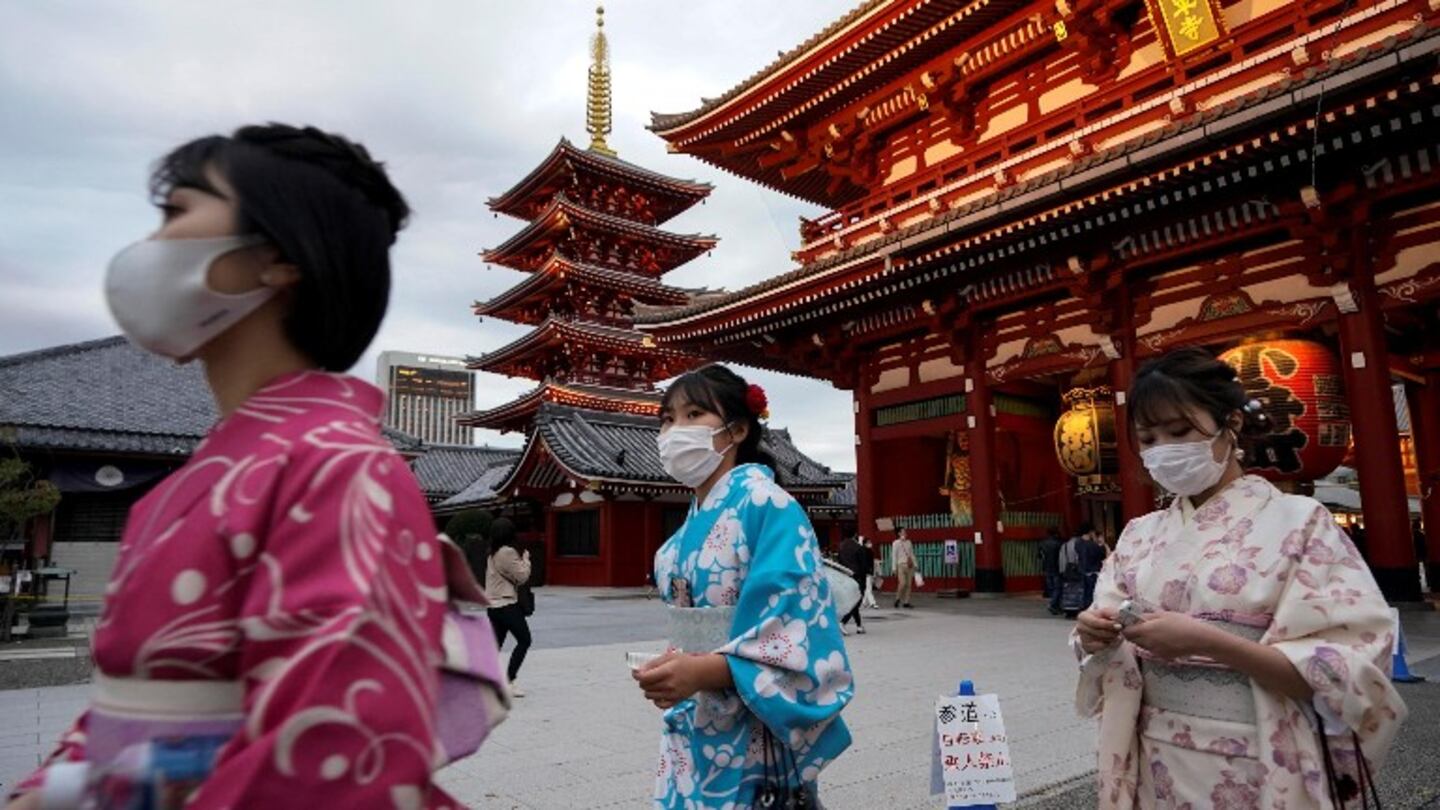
top-left (4, 791), bottom-right (41, 810)
top-left (632, 651), bottom-right (732, 709)
top-left (1122, 611), bottom-right (1223, 661)
top-left (1076, 607), bottom-right (1123, 655)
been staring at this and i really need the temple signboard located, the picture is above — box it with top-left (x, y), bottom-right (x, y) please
top-left (1146, 0), bottom-right (1226, 59)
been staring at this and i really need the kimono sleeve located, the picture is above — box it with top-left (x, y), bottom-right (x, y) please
top-left (9, 714), bottom-right (89, 800)
top-left (187, 439), bottom-right (449, 808)
top-left (721, 482), bottom-right (854, 744)
top-left (1074, 514), bottom-right (1149, 719)
top-left (1263, 502), bottom-right (1408, 766)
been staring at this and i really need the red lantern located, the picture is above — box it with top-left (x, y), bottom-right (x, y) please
top-left (1219, 339), bottom-right (1350, 481)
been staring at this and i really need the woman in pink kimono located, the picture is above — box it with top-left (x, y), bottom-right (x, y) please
top-left (1074, 347), bottom-right (1406, 809)
top-left (8, 125), bottom-right (466, 809)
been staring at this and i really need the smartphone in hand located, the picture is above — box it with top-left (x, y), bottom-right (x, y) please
top-left (1116, 599), bottom-right (1144, 628)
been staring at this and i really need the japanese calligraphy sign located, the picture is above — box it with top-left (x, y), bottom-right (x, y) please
top-left (935, 693), bottom-right (1015, 805)
top-left (1220, 339), bottom-right (1350, 481)
top-left (1146, 0), bottom-right (1226, 59)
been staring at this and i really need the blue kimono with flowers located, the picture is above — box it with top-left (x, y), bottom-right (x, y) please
top-left (652, 463), bottom-right (854, 809)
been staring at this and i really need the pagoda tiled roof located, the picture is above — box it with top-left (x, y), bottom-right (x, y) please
top-left (456, 382), bottom-right (661, 432)
top-left (0, 336), bottom-right (423, 458)
top-left (636, 31), bottom-right (1440, 337)
top-left (481, 194), bottom-right (718, 274)
top-left (492, 402), bottom-right (850, 493)
top-left (474, 256), bottom-right (696, 324)
top-left (410, 443), bottom-right (521, 503)
top-left (467, 317), bottom-right (695, 378)
top-left (488, 138), bottom-right (712, 225)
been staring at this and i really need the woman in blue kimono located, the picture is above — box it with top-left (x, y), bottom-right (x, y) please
top-left (634, 364), bottom-right (854, 809)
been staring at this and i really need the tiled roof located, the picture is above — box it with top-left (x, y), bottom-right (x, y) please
top-left (0, 337), bottom-right (217, 456)
top-left (0, 336), bottom-right (422, 458)
top-left (810, 472), bottom-right (857, 511)
top-left (410, 443), bottom-right (522, 502)
top-left (475, 258), bottom-right (696, 320)
top-left (518, 402), bottom-right (849, 490)
top-left (482, 194), bottom-right (718, 272)
top-left (434, 460), bottom-right (517, 513)
top-left (488, 138), bottom-right (712, 224)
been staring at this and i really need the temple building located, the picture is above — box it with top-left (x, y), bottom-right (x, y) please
top-left (638, 0), bottom-right (1440, 599)
top-left (456, 6), bottom-right (851, 586)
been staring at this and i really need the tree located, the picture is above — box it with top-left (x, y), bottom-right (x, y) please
top-left (0, 457), bottom-right (60, 543)
top-left (0, 455), bottom-right (60, 641)
top-left (444, 509), bottom-right (494, 583)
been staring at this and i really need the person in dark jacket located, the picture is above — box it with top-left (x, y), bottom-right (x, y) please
top-left (1039, 527), bottom-right (1065, 615)
top-left (1077, 524), bottom-right (1108, 609)
top-left (838, 535), bottom-right (873, 635)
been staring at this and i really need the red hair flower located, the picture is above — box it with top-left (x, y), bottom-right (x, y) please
top-left (746, 384), bottom-right (770, 420)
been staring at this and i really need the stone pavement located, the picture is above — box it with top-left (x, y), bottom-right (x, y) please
top-left (3, 591), bottom-right (1438, 809)
top-left (434, 595), bottom-right (1094, 809)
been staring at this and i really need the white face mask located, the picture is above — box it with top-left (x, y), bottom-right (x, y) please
top-left (1140, 431), bottom-right (1231, 497)
top-left (104, 235), bottom-right (274, 359)
top-left (657, 424), bottom-right (735, 488)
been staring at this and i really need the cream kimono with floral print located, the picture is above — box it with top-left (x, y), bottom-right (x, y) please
top-left (1077, 475), bottom-right (1406, 809)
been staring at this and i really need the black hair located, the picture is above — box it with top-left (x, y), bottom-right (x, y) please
top-left (1130, 347), bottom-right (1271, 446)
top-left (488, 516), bottom-right (518, 554)
top-left (1076, 521), bottom-right (1095, 536)
top-left (149, 123), bottom-right (410, 371)
top-left (659, 364), bottom-right (776, 471)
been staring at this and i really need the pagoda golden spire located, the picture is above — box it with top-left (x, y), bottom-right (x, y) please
top-left (586, 4), bottom-right (616, 156)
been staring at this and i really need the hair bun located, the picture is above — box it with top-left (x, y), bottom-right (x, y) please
top-left (235, 123), bottom-right (410, 241)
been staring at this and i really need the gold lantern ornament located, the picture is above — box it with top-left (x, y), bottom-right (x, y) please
top-left (1054, 386), bottom-right (1120, 494)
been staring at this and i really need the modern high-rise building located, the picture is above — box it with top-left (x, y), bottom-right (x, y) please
top-left (376, 351), bottom-right (475, 445)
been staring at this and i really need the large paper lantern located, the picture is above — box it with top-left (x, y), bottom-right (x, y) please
top-left (1054, 386), bottom-right (1119, 494)
top-left (1220, 339), bottom-right (1350, 481)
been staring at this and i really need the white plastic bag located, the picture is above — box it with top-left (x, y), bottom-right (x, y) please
top-left (913, 571), bottom-right (926, 589)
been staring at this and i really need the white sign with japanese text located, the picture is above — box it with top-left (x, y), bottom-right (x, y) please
top-left (935, 693), bottom-right (1015, 805)
top-left (943, 540), bottom-right (960, 565)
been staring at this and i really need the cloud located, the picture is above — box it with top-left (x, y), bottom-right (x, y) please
top-left (0, 0), bottom-right (857, 470)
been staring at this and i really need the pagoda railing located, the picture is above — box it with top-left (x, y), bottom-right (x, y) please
top-left (884, 511), bottom-right (1061, 531)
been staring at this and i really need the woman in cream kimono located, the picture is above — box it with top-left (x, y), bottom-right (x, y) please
top-left (1075, 348), bottom-right (1406, 809)
top-left (635, 365), bottom-right (853, 809)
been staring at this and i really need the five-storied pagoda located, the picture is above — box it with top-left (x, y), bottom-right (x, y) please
top-left (639, 0), bottom-right (1440, 598)
top-left (457, 7), bottom-right (852, 586)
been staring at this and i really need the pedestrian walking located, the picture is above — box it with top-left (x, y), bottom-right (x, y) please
top-left (861, 537), bottom-right (881, 609)
top-left (891, 528), bottom-right (918, 608)
top-left (1075, 347), bottom-right (1406, 808)
top-left (838, 536), bottom-right (873, 635)
top-left (1039, 527), bottom-right (1064, 614)
top-left (1077, 524), bottom-right (1106, 609)
top-left (1058, 527), bottom-right (1087, 618)
top-left (635, 365), bottom-right (853, 809)
top-left (7, 124), bottom-right (481, 809)
top-left (485, 517), bottom-right (533, 698)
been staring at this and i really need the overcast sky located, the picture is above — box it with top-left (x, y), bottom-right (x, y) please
top-left (0, 1), bottom-right (860, 471)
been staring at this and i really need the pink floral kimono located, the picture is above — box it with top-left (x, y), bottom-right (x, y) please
top-left (17, 372), bottom-right (467, 808)
top-left (1077, 475), bottom-right (1407, 809)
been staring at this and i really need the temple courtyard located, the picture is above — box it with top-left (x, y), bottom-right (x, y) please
top-left (3, 590), bottom-right (1438, 808)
